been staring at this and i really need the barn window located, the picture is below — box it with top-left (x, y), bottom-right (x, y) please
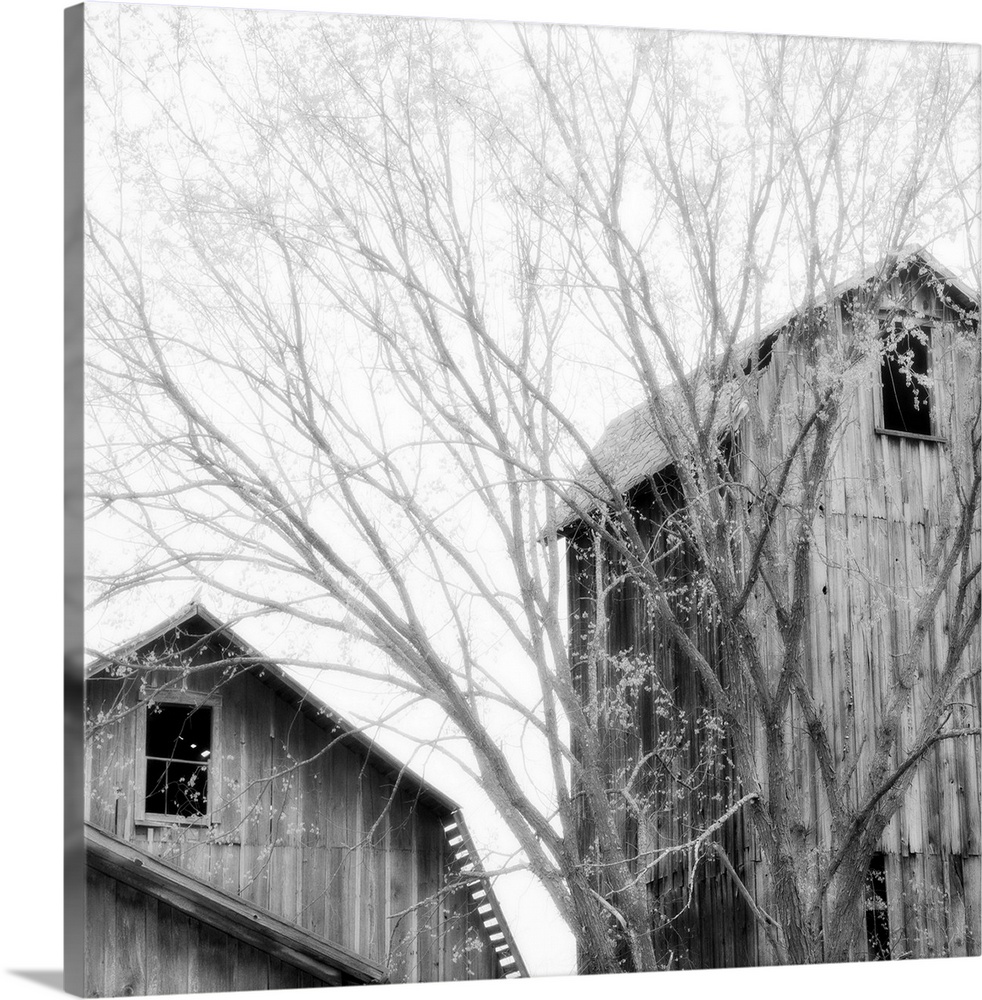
top-left (879, 326), bottom-right (932, 437)
top-left (864, 854), bottom-right (891, 961)
top-left (143, 702), bottom-right (214, 820)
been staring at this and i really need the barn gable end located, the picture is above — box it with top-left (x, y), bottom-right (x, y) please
top-left (85, 605), bottom-right (526, 994)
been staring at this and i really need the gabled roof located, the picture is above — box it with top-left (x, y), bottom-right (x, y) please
top-left (89, 601), bottom-right (461, 814)
top-left (87, 603), bottom-right (528, 978)
top-left (555, 249), bottom-right (979, 531)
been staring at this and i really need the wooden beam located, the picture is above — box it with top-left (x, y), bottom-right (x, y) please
top-left (85, 824), bottom-right (384, 985)
top-left (449, 811), bottom-right (530, 978)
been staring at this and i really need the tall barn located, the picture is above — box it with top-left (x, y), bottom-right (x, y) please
top-left (84, 604), bottom-right (525, 995)
top-left (560, 250), bottom-right (980, 968)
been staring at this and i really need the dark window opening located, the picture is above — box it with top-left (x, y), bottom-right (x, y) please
top-left (865, 854), bottom-right (891, 961)
top-left (145, 703), bottom-right (212, 817)
top-left (743, 330), bottom-right (777, 376)
top-left (880, 328), bottom-right (931, 436)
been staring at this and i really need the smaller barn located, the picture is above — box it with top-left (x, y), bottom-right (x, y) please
top-left (84, 603), bottom-right (526, 995)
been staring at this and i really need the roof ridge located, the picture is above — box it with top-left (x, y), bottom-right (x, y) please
top-left (553, 249), bottom-right (978, 531)
top-left (88, 602), bottom-right (465, 815)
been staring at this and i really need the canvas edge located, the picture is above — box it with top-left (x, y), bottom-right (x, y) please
top-left (65, 4), bottom-right (86, 997)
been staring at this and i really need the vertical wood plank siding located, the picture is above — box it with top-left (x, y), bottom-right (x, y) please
top-left (568, 273), bottom-right (980, 966)
top-left (86, 654), bottom-right (503, 989)
top-left (85, 866), bottom-right (335, 997)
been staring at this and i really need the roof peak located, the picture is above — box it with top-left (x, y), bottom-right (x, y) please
top-left (88, 601), bottom-right (464, 816)
top-left (553, 248), bottom-right (978, 531)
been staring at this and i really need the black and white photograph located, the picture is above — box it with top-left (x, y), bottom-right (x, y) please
top-left (60, 1), bottom-right (982, 995)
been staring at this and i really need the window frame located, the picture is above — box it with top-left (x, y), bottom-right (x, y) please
top-left (135, 689), bottom-right (222, 828)
top-left (873, 318), bottom-right (946, 443)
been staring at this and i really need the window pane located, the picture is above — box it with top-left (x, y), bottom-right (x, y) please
top-left (146, 703), bottom-right (213, 762)
top-left (146, 758), bottom-right (209, 817)
top-left (145, 758), bottom-right (169, 815)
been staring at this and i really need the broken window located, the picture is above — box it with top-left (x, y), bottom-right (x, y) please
top-left (144, 703), bottom-right (213, 818)
top-left (880, 326), bottom-right (932, 436)
top-left (865, 853), bottom-right (891, 961)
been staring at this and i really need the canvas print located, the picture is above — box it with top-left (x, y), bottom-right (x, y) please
top-left (73, 2), bottom-right (981, 995)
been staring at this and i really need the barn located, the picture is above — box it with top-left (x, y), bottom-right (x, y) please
top-left (84, 603), bottom-right (526, 994)
top-left (560, 250), bottom-right (980, 968)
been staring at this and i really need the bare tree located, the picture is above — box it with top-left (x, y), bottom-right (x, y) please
top-left (84, 7), bottom-right (980, 972)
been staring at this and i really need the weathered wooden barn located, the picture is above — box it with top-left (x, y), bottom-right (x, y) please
top-left (85, 604), bottom-right (526, 995)
top-left (560, 250), bottom-right (980, 968)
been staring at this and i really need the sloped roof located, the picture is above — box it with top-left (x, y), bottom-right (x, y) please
top-left (555, 249), bottom-right (979, 531)
top-left (86, 823), bottom-right (383, 985)
top-left (88, 602), bottom-right (461, 815)
top-left (555, 377), bottom-right (745, 533)
top-left (87, 602), bottom-right (527, 978)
